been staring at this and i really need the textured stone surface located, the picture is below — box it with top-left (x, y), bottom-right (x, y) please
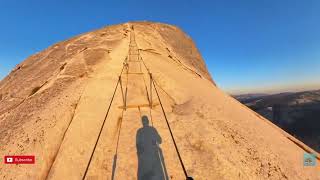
top-left (0, 22), bottom-right (319, 180)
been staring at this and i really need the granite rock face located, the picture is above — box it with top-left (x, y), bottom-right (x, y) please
top-left (0, 22), bottom-right (319, 180)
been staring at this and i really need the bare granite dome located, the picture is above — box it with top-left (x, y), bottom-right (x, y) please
top-left (0, 22), bottom-right (318, 180)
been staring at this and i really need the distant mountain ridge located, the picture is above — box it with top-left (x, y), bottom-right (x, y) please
top-left (235, 89), bottom-right (320, 152)
top-left (233, 93), bottom-right (270, 101)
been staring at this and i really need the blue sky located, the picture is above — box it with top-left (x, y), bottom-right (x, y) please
top-left (0, 0), bottom-right (319, 94)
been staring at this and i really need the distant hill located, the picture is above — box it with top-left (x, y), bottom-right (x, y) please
top-left (232, 93), bottom-right (269, 101)
top-left (235, 90), bottom-right (320, 152)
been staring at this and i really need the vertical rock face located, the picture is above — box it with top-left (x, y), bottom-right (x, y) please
top-left (0, 22), bottom-right (319, 180)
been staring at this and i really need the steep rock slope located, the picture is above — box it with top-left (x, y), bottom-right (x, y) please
top-left (0, 22), bottom-right (319, 180)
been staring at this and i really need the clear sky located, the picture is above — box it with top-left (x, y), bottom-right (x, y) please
top-left (0, 0), bottom-right (319, 94)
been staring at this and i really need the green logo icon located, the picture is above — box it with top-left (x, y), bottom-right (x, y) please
top-left (303, 153), bottom-right (316, 166)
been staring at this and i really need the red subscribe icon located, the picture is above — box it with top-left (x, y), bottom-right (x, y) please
top-left (4, 156), bottom-right (35, 164)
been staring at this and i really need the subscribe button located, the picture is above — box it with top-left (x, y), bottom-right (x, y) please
top-left (4, 156), bottom-right (35, 164)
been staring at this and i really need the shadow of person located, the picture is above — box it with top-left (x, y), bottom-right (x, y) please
top-left (136, 116), bottom-right (169, 180)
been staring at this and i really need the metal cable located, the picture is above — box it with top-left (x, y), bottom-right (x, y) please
top-left (151, 76), bottom-right (192, 179)
top-left (82, 65), bottom-right (125, 179)
top-left (111, 108), bottom-right (125, 180)
top-left (138, 44), bottom-right (193, 180)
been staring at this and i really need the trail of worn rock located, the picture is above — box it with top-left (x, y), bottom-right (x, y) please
top-left (85, 29), bottom-right (185, 179)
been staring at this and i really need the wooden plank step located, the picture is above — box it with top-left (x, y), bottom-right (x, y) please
top-left (126, 72), bottom-right (144, 75)
top-left (118, 103), bottom-right (159, 109)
